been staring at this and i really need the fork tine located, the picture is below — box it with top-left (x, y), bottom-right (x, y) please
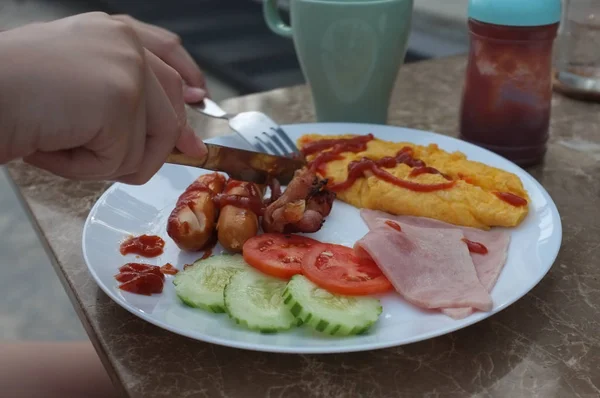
top-left (268, 133), bottom-right (290, 155)
top-left (256, 135), bottom-right (282, 156)
top-left (272, 127), bottom-right (300, 154)
top-left (253, 140), bottom-right (269, 154)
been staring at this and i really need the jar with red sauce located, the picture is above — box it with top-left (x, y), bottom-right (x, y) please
top-left (459, 0), bottom-right (562, 166)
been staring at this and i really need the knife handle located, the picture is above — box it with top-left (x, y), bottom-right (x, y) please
top-left (166, 148), bottom-right (209, 168)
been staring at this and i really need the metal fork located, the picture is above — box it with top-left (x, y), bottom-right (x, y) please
top-left (189, 98), bottom-right (300, 157)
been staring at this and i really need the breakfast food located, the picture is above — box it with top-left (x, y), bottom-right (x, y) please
top-left (172, 252), bottom-right (383, 335)
top-left (224, 268), bottom-right (297, 333)
top-left (115, 133), bottom-right (532, 336)
top-left (119, 235), bottom-right (165, 257)
top-left (283, 275), bottom-right (382, 336)
top-left (167, 172), bottom-right (227, 251)
top-left (173, 254), bottom-right (248, 312)
top-left (167, 169), bottom-right (334, 253)
top-left (300, 243), bottom-right (393, 296)
top-left (358, 209), bottom-right (511, 319)
top-left (356, 219), bottom-right (494, 312)
top-left (114, 263), bottom-right (166, 296)
top-left (242, 233), bottom-right (320, 279)
top-left (361, 210), bottom-right (510, 318)
top-left (216, 181), bottom-right (265, 253)
top-left (299, 133), bottom-right (529, 229)
top-left (262, 168), bottom-right (335, 234)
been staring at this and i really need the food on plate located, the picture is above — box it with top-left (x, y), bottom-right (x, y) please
top-left (224, 268), bottom-right (298, 333)
top-left (215, 180), bottom-right (265, 253)
top-left (355, 218), bottom-right (494, 312)
top-left (173, 254), bottom-right (248, 312)
top-left (167, 172), bottom-right (227, 251)
top-left (243, 233), bottom-right (320, 279)
top-left (168, 169), bottom-right (334, 254)
top-left (361, 209), bottom-right (510, 319)
top-left (114, 263), bottom-right (165, 295)
top-left (262, 168), bottom-right (335, 233)
top-left (160, 263), bottom-right (179, 275)
top-left (119, 234), bottom-right (165, 257)
top-left (298, 133), bottom-right (529, 229)
top-left (283, 275), bottom-right (382, 336)
top-left (301, 243), bottom-right (393, 296)
top-left (171, 242), bottom-right (383, 335)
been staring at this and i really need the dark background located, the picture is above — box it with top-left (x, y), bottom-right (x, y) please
top-left (87, 0), bottom-right (431, 95)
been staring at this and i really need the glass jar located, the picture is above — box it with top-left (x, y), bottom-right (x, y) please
top-left (554, 0), bottom-right (600, 101)
top-left (459, 20), bottom-right (559, 166)
top-left (459, 0), bottom-right (561, 167)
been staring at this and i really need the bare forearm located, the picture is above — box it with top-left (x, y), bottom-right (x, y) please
top-left (0, 29), bottom-right (39, 164)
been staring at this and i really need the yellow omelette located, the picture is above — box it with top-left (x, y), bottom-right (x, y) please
top-left (299, 134), bottom-right (529, 230)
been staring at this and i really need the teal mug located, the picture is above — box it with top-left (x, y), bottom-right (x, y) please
top-left (264, 0), bottom-right (414, 124)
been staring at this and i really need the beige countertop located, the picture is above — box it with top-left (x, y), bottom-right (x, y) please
top-left (7, 56), bottom-right (600, 397)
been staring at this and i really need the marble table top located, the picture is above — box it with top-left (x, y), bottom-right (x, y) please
top-left (7, 56), bottom-right (600, 397)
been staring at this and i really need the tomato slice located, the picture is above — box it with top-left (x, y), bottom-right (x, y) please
top-left (242, 233), bottom-right (320, 279)
top-left (301, 243), bottom-right (393, 296)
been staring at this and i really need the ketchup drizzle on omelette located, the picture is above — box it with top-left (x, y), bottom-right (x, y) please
top-left (304, 135), bottom-right (454, 193)
top-left (494, 191), bottom-right (528, 207)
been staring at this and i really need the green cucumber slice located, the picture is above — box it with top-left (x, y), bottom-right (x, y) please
top-left (283, 275), bottom-right (382, 336)
top-left (173, 254), bottom-right (248, 313)
top-left (224, 269), bottom-right (297, 333)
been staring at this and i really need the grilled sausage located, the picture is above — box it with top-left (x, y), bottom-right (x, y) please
top-left (216, 180), bottom-right (264, 253)
top-left (167, 172), bottom-right (226, 251)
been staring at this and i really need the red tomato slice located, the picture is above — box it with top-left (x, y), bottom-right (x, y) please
top-left (243, 233), bottom-right (320, 279)
top-left (301, 243), bottom-right (393, 296)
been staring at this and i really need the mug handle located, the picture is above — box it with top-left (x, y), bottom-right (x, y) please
top-left (263, 0), bottom-right (293, 38)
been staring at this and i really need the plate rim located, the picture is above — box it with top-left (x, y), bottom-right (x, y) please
top-left (82, 122), bottom-right (563, 354)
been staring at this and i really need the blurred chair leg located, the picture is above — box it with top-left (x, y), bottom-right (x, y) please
top-left (0, 341), bottom-right (118, 398)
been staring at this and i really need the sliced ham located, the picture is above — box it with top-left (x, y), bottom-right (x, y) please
top-left (355, 221), bottom-right (493, 312)
top-left (360, 209), bottom-right (510, 319)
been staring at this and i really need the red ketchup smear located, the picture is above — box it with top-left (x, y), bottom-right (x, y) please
top-left (329, 156), bottom-right (456, 193)
top-left (213, 194), bottom-right (265, 215)
top-left (305, 137), bottom-right (454, 193)
top-left (385, 220), bottom-right (402, 232)
top-left (160, 263), bottom-right (179, 275)
top-left (409, 166), bottom-right (451, 180)
top-left (461, 238), bottom-right (489, 255)
top-left (301, 134), bottom-right (374, 156)
top-left (213, 180), bottom-right (266, 215)
top-left (201, 249), bottom-right (213, 260)
top-left (114, 263), bottom-right (165, 295)
top-left (307, 134), bottom-right (375, 174)
top-left (119, 235), bottom-right (165, 257)
top-left (494, 191), bottom-right (528, 207)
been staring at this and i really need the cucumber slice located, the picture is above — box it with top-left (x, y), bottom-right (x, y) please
top-left (224, 269), bottom-right (297, 333)
top-left (283, 275), bottom-right (382, 336)
top-left (173, 254), bottom-right (248, 313)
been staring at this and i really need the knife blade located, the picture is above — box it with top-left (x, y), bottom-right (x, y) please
top-left (166, 143), bottom-right (306, 185)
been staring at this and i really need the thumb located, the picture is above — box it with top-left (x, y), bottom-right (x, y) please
top-left (175, 125), bottom-right (207, 158)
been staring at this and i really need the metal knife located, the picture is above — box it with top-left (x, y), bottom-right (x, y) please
top-left (166, 143), bottom-right (306, 185)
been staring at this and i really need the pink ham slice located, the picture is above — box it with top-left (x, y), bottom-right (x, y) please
top-left (360, 209), bottom-right (510, 319)
top-left (355, 220), bottom-right (493, 312)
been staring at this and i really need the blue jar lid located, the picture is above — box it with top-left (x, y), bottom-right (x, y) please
top-left (469, 0), bottom-right (562, 27)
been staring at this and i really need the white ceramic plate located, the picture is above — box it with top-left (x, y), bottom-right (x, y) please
top-left (82, 123), bottom-right (562, 354)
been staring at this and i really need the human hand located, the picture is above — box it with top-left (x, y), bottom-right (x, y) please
top-left (112, 14), bottom-right (209, 101)
top-left (0, 12), bottom-right (207, 184)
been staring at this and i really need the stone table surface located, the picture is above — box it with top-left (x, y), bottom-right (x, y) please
top-left (7, 56), bottom-right (600, 398)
